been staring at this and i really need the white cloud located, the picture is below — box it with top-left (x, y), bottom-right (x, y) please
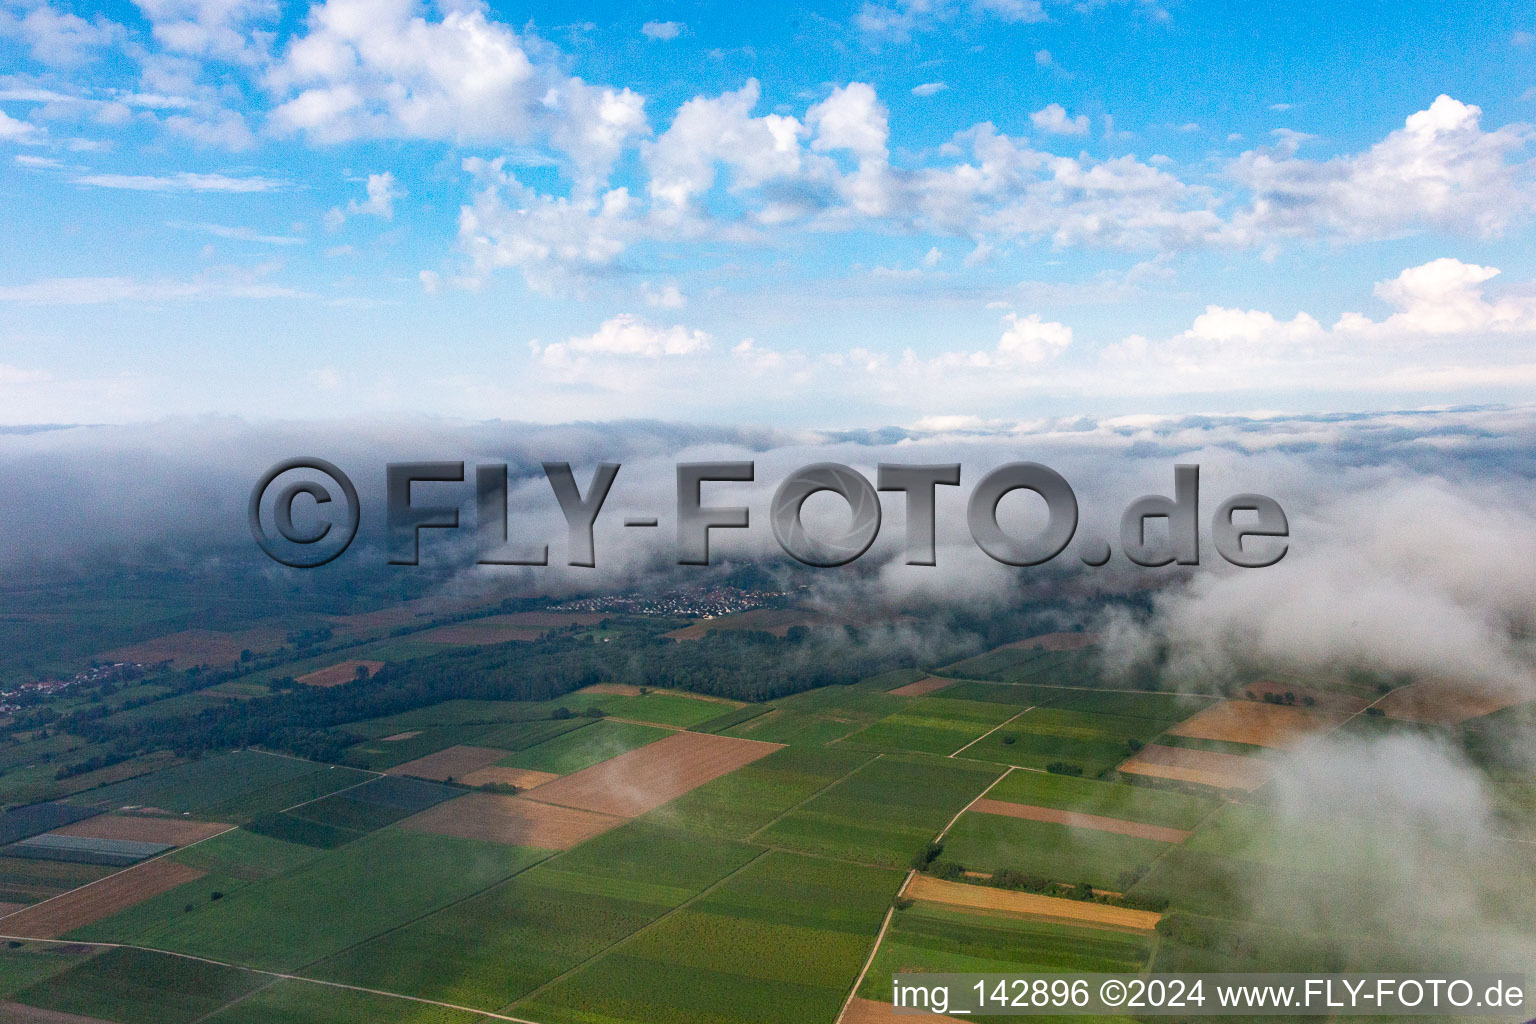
top-left (640, 20), bottom-right (683, 40)
top-left (995, 311), bottom-right (1073, 362)
top-left (70, 170), bottom-right (287, 191)
top-left (0, 109), bottom-right (41, 142)
top-left (1030, 102), bottom-right (1089, 135)
top-left (911, 81), bottom-right (947, 97)
top-left (1230, 95), bottom-right (1536, 241)
top-left (179, 222), bottom-right (304, 245)
top-left (0, 271), bottom-right (305, 304)
top-left (132, 0), bottom-right (278, 64)
top-left (856, 0), bottom-right (1044, 42)
top-left (267, 0), bottom-right (646, 190)
top-left (0, 1), bottom-right (123, 66)
top-left (349, 171), bottom-right (401, 218)
top-left (644, 79), bottom-right (805, 214)
top-left (1034, 48), bottom-right (1053, 66)
top-left (532, 313), bottom-right (711, 385)
top-left (457, 156), bottom-right (636, 293)
top-left (13, 153), bottom-right (62, 167)
top-left (1099, 257), bottom-right (1536, 394)
top-left (642, 280), bottom-right (686, 308)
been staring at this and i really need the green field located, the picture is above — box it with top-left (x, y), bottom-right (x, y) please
top-left (519, 851), bottom-right (903, 1024)
top-left (959, 708), bottom-right (1169, 773)
top-left (720, 684), bottom-right (906, 746)
top-left (202, 979), bottom-right (483, 1024)
top-left (539, 690), bottom-right (742, 728)
top-left (1047, 690), bottom-right (1218, 721)
top-left (68, 749), bottom-right (324, 816)
top-left (858, 902), bottom-right (1150, 998)
top-left (13, 946), bottom-right (265, 1024)
top-left (0, 941), bottom-right (96, 999)
top-left (133, 828), bottom-right (548, 971)
top-left (756, 753), bottom-right (1003, 866)
top-left (986, 770), bottom-right (1218, 830)
top-left (845, 696), bottom-right (1020, 756)
top-left (502, 718), bottom-right (673, 774)
top-left (0, 854), bottom-right (114, 904)
top-left (645, 745), bottom-right (876, 839)
top-left (307, 822), bottom-right (761, 1010)
top-left (941, 811), bottom-right (1172, 890)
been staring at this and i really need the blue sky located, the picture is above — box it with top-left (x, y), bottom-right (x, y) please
top-left (1, 0), bottom-right (1534, 425)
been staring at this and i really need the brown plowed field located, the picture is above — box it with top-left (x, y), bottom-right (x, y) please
top-left (398, 792), bottom-right (621, 850)
top-left (53, 816), bottom-right (231, 847)
top-left (841, 998), bottom-right (967, 1023)
top-left (0, 860), bottom-right (206, 938)
top-left (459, 766), bottom-right (560, 790)
top-left (522, 731), bottom-right (783, 817)
top-left (1375, 680), bottom-right (1531, 724)
top-left (1118, 744), bottom-right (1271, 791)
top-left (295, 660), bottom-right (384, 687)
top-left (99, 627), bottom-right (284, 669)
top-left (971, 798), bottom-right (1190, 843)
top-left (1003, 632), bottom-right (1099, 651)
top-left (381, 731), bottom-right (421, 742)
top-left (384, 745), bottom-right (509, 781)
top-left (889, 676), bottom-right (958, 697)
top-left (1168, 700), bottom-right (1345, 748)
top-left (905, 874), bottom-right (1159, 932)
top-left (0, 1003), bottom-right (122, 1024)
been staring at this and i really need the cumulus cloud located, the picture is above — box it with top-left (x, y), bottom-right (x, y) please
top-left (327, 170), bottom-right (402, 228)
top-left (531, 314), bottom-right (711, 386)
top-left (1230, 96), bottom-right (1536, 241)
top-left (132, 0), bottom-right (278, 64)
top-left (266, 0), bottom-right (646, 188)
top-left (0, 0), bottom-right (124, 65)
top-left (1030, 102), bottom-right (1089, 135)
top-left (640, 20), bottom-right (683, 40)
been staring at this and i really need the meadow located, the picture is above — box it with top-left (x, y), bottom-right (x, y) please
top-left (755, 753), bottom-right (1003, 867)
top-left (518, 851), bottom-right (903, 1024)
top-left (940, 812), bottom-right (1172, 890)
top-left (844, 696), bottom-right (1020, 756)
top-left (306, 821), bottom-right (760, 1009)
top-left (125, 828), bottom-right (547, 971)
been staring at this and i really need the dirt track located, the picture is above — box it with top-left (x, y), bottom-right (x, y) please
top-left (905, 874), bottom-right (1159, 932)
top-left (0, 860), bottom-right (206, 938)
top-left (399, 792), bottom-right (621, 849)
top-left (521, 731), bottom-right (782, 817)
top-left (970, 798), bottom-right (1190, 843)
